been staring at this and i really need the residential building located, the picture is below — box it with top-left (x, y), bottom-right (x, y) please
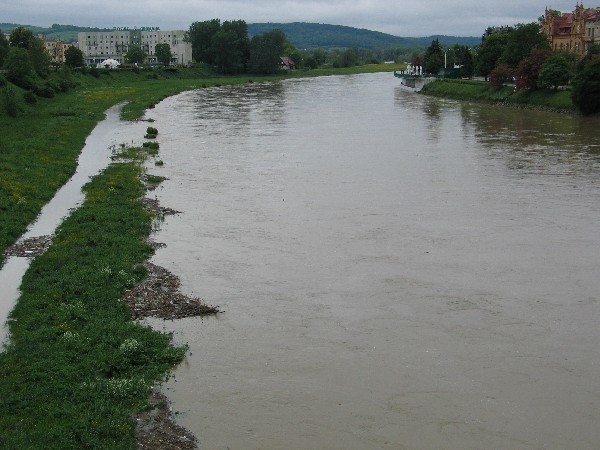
top-left (77, 28), bottom-right (192, 66)
top-left (43, 40), bottom-right (75, 64)
top-left (541, 4), bottom-right (600, 56)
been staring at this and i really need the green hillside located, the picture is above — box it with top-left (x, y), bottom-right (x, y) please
top-left (2, 21), bottom-right (479, 49)
top-left (0, 23), bottom-right (111, 42)
top-left (248, 22), bottom-right (480, 49)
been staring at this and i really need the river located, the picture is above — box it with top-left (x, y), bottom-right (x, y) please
top-left (144, 72), bottom-right (600, 449)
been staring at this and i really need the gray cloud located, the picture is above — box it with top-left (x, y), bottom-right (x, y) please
top-left (2, 0), bottom-right (579, 37)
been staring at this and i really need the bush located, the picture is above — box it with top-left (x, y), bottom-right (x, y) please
top-left (3, 85), bottom-right (21, 117)
top-left (572, 57), bottom-right (600, 115)
top-left (0, 74), bottom-right (6, 87)
top-left (489, 64), bottom-right (514, 88)
top-left (34, 84), bottom-right (55, 98)
top-left (23, 90), bottom-right (37, 104)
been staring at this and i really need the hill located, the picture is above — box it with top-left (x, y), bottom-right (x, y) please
top-left (2, 21), bottom-right (479, 49)
top-left (248, 22), bottom-right (480, 49)
top-left (0, 23), bottom-right (111, 42)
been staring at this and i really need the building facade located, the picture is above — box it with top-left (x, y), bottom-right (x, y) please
top-left (77, 28), bottom-right (192, 66)
top-left (541, 4), bottom-right (600, 56)
top-left (43, 40), bottom-right (75, 64)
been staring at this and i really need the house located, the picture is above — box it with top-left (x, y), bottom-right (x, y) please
top-left (280, 56), bottom-right (296, 70)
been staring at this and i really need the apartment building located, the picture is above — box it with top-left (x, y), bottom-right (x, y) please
top-left (77, 28), bottom-right (192, 66)
top-left (43, 40), bottom-right (75, 64)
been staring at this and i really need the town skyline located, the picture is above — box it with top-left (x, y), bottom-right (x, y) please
top-left (2, 0), bottom-right (590, 37)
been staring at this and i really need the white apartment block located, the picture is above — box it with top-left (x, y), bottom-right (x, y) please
top-left (77, 28), bottom-right (193, 66)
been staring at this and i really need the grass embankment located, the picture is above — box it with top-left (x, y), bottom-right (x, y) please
top-left (420, 78), bottom-right (575, 113)
top-left (0, 148), bottom-right (187, 448)
top-left (0, 64), bottom-right (405, 268)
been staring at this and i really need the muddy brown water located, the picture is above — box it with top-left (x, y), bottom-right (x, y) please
top-left (3, 73), bottom-right (600, 448)
top-left (143, 73), bottom-right (600, 449)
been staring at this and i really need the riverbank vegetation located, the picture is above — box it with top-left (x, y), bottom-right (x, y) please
top-left (420, 78), bottom-right (575, 112)
top-left (0, 147), bottom-right (190, 447)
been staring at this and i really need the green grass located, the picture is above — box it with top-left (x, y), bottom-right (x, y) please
top-left (420, 78), bottom-right (575, 112)
top-left (0, 151), bottom-right (187, 448)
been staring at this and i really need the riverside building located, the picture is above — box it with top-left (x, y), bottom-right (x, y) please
top-left (77, 28), bottom-right (192, 66)
top-left (541, 4), bottom-right (600, 55)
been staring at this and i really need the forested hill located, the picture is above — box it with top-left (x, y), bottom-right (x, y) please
top-left (1, 21), bottom-right (479, 49)
top-left (248, 22), bottom-right (479, 49)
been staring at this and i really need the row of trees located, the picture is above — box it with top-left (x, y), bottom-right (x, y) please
top-left (186, 19), bottom-right (300, 74)
top-left (416, 22), bottom-right (600, 114)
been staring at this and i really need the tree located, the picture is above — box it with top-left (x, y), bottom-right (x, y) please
top-left (126, 45), bottom-right (146, 65)
top-left (423, 39), bottom-right (444, 75)
top-left (155, 43), bottom-right (172, 66)
top-left (499, 22), bottom-right (550, 68)
top-left (64, 46), bottom-right (85, 68)
top-left (9, 26), bottom-right (35, 48)
top-left (4, 47), bottom-right (34, 85)
top-left (28, 37), bottom-right (51, 77)
top-left (475, 32), bottom-right (508, 81)
top-left (248, 30), bottom-right (285, 74)
top-left (210, 20), bottom-right (249, 74)
top-left (571, 48), bottom-right (600, 115)
top-left (514, 48), bottom-right (551, 90)
top-left (537, 52), bottom-right (576, 90)
top-left (454, 45), bottom-right (474, 78)
top-left (186, 19), bottom-right (221, 64)
top-left (489, 64), bottom-right (514, 88)
top-left (0, 30), bottom-right (9, 67)
top-left (333, 48), bottom-right (359, 68)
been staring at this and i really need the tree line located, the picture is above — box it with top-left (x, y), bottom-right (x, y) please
top-left (417, 22), bottom-right (600, 115)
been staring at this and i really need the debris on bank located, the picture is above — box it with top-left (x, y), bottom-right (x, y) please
top-left (123, 262), bottom-right (220, 320)
top-left (4, 235), bottom-right (53, 257)
top-left (136, 389), bottom-right (197, 450)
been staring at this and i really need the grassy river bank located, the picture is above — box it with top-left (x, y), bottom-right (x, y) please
top-left (420, 78), bottom-right (576, 113)
top-left (0, 64), bottom-right (404, 447)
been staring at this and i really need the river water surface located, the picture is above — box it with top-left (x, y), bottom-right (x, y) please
top-left (145, 73), bottom-right (600, 449)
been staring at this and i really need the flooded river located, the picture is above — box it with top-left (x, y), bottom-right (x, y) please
top-left (144, 73), bottom-right (600, 449)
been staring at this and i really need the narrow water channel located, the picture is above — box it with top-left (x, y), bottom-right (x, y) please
top-left (143, 73), bottom-right (600, 449)
top-left (0, 105), bottom-right (145, 347)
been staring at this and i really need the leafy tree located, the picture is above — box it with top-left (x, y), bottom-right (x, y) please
top-left (186, 19), bottom-right (221, 64)
top-left (475, 32), bottom-right (508, 81)
top-left (572, 50), bottom-right (600, 115)
top-left (248, 30), bottom-right (285, 74)
top-left (155, 43), bottom-right (172, 66)
top-left (28, 37), bottom-right (51, 77)
top-left (499, 22), bottom-right (550, 68)
top-left (64, 46), bottom-right (85, 68)
top-left (211, 20), bottom-right (249, 74)
top-left (9, 26), bottom-right (35, 48)
top-left (537, 52), bottom-right (576, 90)
top-left (514, 48), bottom-right (551, 90)
top-left (0, 30), bottom-right (9, 67)
top-left (333, 48), bottom-right (359, 68)
top-left (453, 44), bottom-right (474, 78)
top-left (489, 64), bottom-right (514, 88)
top-left (423, 39), bottom-right (444, 74)
top-left (4, 47), bottom-right (34, 84)
top-left (126, 45), bottom-right (146, 65)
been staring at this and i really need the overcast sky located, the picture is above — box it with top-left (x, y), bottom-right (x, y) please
top-left (2, 1), bottom-right (581, 37)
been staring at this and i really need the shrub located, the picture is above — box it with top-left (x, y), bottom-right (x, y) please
top-left (34, 85), bottom-right (55, 98)
top-left (489, 64), bottom-right (514, 88)
top-left (3, 85), bottom-right (21, 117)
top-left (23, 90), bottom-right (37, 104)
